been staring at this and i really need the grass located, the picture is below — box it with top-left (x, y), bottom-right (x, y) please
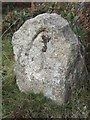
top-left (2, 2), bottom-right (90, 118)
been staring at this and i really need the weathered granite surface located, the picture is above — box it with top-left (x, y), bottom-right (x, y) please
top-left (12, 13), bottom-right (85, 105)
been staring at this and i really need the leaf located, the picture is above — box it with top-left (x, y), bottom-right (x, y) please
top-left (71, 12), bottom-right (75, 20)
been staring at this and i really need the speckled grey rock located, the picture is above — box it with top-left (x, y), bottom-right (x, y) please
top-left (12, 13), bottom-right (85, 105)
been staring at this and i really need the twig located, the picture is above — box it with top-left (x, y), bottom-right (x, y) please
top-left (74, 2), bottom-right (90, 81)
top-left (75, 21), bottom-right (90, 82)
top-left (3, 52), bottom-right (9, 61)
top-left (0, 19), bottom-right (20, 39)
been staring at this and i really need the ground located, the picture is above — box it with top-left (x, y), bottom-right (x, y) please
top-left (2, 2), bottom-right (90, 118)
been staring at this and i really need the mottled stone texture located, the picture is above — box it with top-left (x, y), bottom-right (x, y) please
top-left (12, 13), bottom-right (85, 105)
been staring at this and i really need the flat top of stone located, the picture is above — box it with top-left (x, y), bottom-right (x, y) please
top-left (28, 13), bottom-right (69, 28)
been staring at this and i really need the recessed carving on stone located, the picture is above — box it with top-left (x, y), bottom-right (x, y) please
top-left (41, 35), bottom-right (51, 52)
top-left (12, 13), bottom-right (85, 105)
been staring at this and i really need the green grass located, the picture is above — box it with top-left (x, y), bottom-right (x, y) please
top-left (2, 3), bottom-right (90, 118)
